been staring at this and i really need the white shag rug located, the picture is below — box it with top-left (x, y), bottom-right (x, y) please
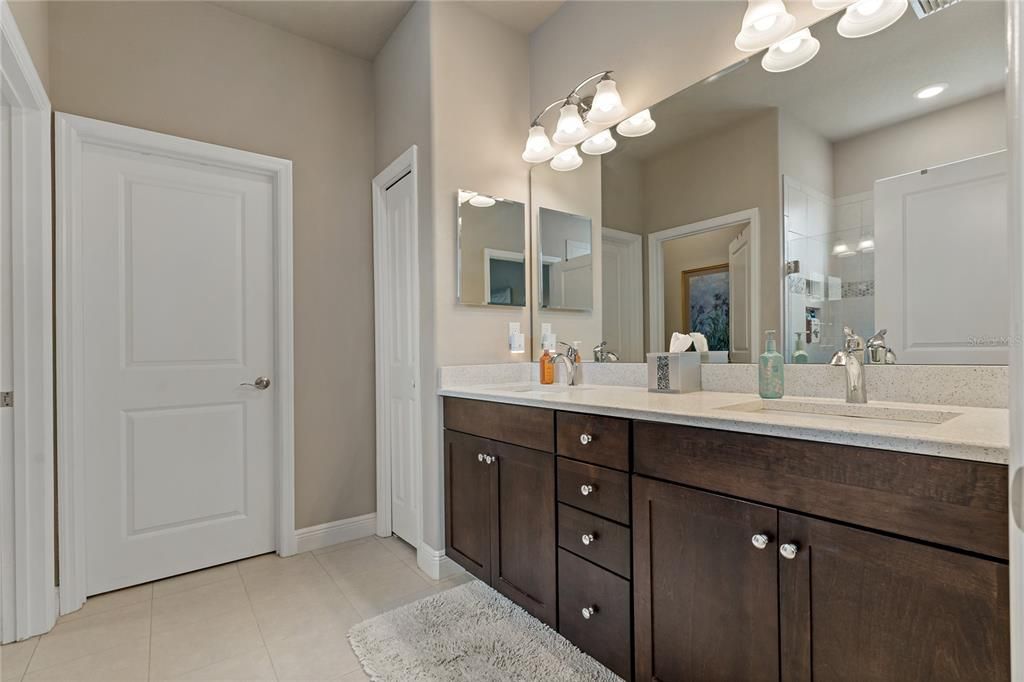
top-left (347, 580), bottom-right (622, 681)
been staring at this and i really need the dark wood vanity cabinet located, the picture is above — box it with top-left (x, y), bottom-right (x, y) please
top-left (443, 398), bottom-right (557, 626)
top-left (442, 398), bottom-right (1009, 682)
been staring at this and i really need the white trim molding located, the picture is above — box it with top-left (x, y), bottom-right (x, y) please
top-left (0, 0), bottom-right (57, 643)
top-left (647, 208), bottom-right (761, 354)
top-left (55, 113), bottom-right (295, 615)
top-left (371, 146), bottom-right (423, 549)
top-left (295, 513), bottom-right (377, 554)
top-left (416, 543), bottom-right (464, 581)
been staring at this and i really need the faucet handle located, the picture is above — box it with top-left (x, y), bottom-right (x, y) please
top-left (559, 341), bottom-right (578, 361)
top-left (867, 329), bottom-right (888, 348)
top-left (841, 326), bottom-right (864, 352)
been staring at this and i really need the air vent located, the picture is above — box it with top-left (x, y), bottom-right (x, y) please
top-left (910, 0), bottom-right (961, 19)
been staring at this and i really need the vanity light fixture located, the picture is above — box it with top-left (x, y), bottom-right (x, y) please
top-left (735, 0), bottom-right (797, 52)
top-left (581, 129), bottom-right (618, 155)
top-left (522, 125), bottom-right (555, 163)
top-left (552, 103), bottom-right (588, 146)
top-left (762, 28), bottom-right (820, 73)
top-left (812, 0), bottom-right (853, 8)
top-left (616, 109), bottom-right (657, 137)
top-left (457, 189), bottom-right (477, 205)
top-left (914, 82), bottom-right (948, 99)
top-left (857, 237), bottom-right (875, 253)
top-left (837, 0), bottom-right (908, 39)
top-left (832, 242), bottom-right (856, 257)
top-left (469, 194), bottom-right (496, 208)
top-left (550, 146), bottom-right (583, 172)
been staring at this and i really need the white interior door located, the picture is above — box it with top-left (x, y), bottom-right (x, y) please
top-left (875, 150), bottom-right (1008, 364)
top-left (68, 117), bottom-right (280, 596)
top-left (0, 103), bottom-right (13, 638)
top-left (729, 226), bottom-right (754, 363)
top-left (601, 228), bottom-right (643, 361)
top-left (380, 172), bottom-right (419, 545)
top-left (549, 254), bottom-right (593, 310)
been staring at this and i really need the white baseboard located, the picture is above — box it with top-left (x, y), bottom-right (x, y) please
top-left (416, 543), bottom-right (464, 581)
top-left (294, 513), bottom-right (377, 553)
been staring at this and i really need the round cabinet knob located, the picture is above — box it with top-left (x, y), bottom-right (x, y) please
top-left (579, 433), bottom-right (593, 445)
top-left (477, 453), bottom-right (485, 462)
top-left (780, 543), bottom-right (800, 560)
top-left (581, 606), bottom-right (597, 620)
top-left (581, 533), bottom-right (596, 546)
top-left (484, 455), bottom-right (495, 465)
top-left (580, 484), bottom-right (595, 496)
top-left (751, 534), bottom-right (770, 550)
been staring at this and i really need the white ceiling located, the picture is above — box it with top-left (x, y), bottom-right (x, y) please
top-left (613, 1), bottom-right (1005, 160)
top-left (215, 0), bottom-right (563, 60)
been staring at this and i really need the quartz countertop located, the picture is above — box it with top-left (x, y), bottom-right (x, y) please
top-left (438, 383), bottom-right (1009, 465)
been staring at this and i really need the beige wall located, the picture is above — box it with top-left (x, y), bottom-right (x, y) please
top-left (833, 91), bottom-right (1006, 196)
top-left (8, 0), bottom-right (49, 91)
top-left (48, 1), bottom-right (376, 530)
top-left (780, 112), bottom-right (833, 198)
top-left (663, 222), bottom-right (745, 349)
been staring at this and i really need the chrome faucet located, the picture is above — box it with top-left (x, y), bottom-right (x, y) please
top-left (830, 326), bottom-right (867, 404)
top-left (593, 341), bottom-right (619, 363)
top-left (866, 329), bottom-right (897, 365)
top-left (552, 342), bottom-right (581, 386)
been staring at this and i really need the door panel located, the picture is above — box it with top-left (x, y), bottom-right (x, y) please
top-left (728, 224), bottom-right (753, 363)
top-left (779, 512), bottom-right (1009, 682)
top-left (633, 476), bottom-right (778, 682)
top-left (76, 126), bottom-right (277, 595)
top-left (443, 430), bottom-right (492, 581)
top-left (492, 440), bottom-right (556, 626)
top-left (382, 172), bottom-right (419, 544)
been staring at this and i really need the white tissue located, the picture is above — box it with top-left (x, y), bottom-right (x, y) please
top-left (690, 332), bottom-right (709, 353)
top-left (669, 332), bottom-right (693, 353)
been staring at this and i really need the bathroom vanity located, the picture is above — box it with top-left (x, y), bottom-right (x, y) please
top-left (440, 388), bottom-right (1009, 682)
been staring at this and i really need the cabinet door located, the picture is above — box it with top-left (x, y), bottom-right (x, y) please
top-left (633, 476), bottom-right (779, 682)
top-left (491, 439), bottom-right (557, 626)
top-left (779, 512), bottom-right (1009, 682)
top-left (443, 430), bottom-right (492, 582)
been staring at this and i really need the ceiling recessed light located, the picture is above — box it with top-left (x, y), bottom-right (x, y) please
top-left (914, 83), bottom-right (948, 100)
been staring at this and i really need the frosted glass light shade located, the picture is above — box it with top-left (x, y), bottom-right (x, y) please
top-left (857, 237), bottom-right (875, 252)
top-left (762, 29), bottom-right (820, 72)
top-left (735, 0), bottom-right (796, 52)
top-left (552, 104), bottom-right (588, 145)
top-left (588, 80), bottom-right (627, 125)
top-left (522, 125), bottom-right (554, 163)
top-left (812, 0), bottom-right (853, 8)
top-left (837, 0), bottom-right (908, 38)
top-left (469, 194), bottom-right (496, 208)
top-left (581, 130), bottom-right (617, 155)
top-left (457, 190), bottom-right (477, 205)
top-left (616, 109), bottom-right (656, 137)
top-left (550, 146), bottom-right (583, 172)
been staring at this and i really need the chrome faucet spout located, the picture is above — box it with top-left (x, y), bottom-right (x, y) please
top-left (551, 353), bottom-right (580, 386)
top-left (830, 326), bottom-right (868, 403)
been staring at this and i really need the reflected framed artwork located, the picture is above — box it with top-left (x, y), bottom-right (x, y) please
top-left (681, 264), bottom-right (730, 351)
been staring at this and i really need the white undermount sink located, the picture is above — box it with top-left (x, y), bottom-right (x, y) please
top-left (718, 398), bottom-right (962, 424)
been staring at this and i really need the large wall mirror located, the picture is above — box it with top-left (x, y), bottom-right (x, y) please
top-left (529, 1), bottom-right (1006, 364)
top-left (458, 190), bottom-right (527, 307)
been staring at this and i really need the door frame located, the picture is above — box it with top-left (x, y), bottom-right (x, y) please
top-left (55, 113), bottom-right (295, 615)
top-left (647, 208), bottom-right (760, 353)
top-left (371, 146), bottom-right (422, 548)
top-left (601, 227), bottom-right (643, 360)
top-left (0, 0), bottom-right (57, 642)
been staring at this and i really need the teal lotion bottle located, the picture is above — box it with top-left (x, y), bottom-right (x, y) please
top-left (759, 330), bottom-right (784, 399)
top-left (792, 331), bottom-right (809, 364)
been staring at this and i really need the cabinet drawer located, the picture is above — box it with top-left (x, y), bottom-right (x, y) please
top-left (443, 397), bottom-right (554, 452)
top-left (557, 458), bottom-right (630, 525)
top-left (558, 504), bottom-right (631, 579)
top-left (558, 549), bottom-right (632, 680)
top-left (557, 412), bottom-right (630, 470)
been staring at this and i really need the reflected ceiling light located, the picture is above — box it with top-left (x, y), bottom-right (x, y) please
top-left (469, 194), bottom-right (496, 208)
top-left (735, 0), bottom-right (797, 52)
top-left (550, 146), bottom-right (583, 172)
top-left (832, 242), bottom-right (856, 257)
top-left (616, 109), bottom-right (657, 137)
top-left (552, 103), bottom-right (588, 145)
top-left (837, 0), bottom-right (908, 38)
top-left (581, 129), bottom-right (618, 155)
top-left (812, 0), bottom-right (853, 8)
top-left (521, 125), bottom-right (554, 163)
top-left (857, 237), bottom-right (875, 252)
top-left (587, 78), bottom-right (627, 125)
top-left (914, 82), bottom-right (948, 99)
top-left (457, 190), bottom-right (477, 205)
top-left (762, 28), bottom-right (820, 72)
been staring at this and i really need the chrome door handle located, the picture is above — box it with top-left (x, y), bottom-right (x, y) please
top-left (240, 376), bottom-right (271, 390)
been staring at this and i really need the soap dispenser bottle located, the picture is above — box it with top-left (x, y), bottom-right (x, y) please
top-left (759, 330), bottom-right (784, 399)
top-left (792, 331), bottom-right (809, 364)
top-left (539, 349), bottom-right (555, 385)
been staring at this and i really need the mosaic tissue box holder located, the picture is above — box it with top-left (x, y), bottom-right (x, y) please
top-left (647, 352), bottom-right (701, 394)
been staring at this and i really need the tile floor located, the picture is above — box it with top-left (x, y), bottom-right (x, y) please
top-left (1, 535), bottom-right (472, 681)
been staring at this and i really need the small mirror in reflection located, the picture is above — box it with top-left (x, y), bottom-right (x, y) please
top-left (457, 191), bottom-right (527, 307)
